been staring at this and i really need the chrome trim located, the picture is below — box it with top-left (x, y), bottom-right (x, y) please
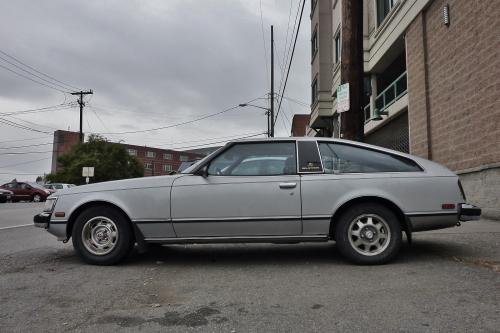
top-left (171, 216), bottom-right (302, 223)
top-left (144, 235), bottom-right (329, 244)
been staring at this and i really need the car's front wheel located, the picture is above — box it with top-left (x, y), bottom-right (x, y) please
top-left (72, 206), bottom-right (134, 265)
top-left (32, 194), bottom-right (42, 202)
top-left (334, 203), bottom-right (402, 265)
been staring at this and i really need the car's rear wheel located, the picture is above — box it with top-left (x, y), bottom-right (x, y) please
top-left (32, 194), bottom-right (41, 202)
top-left (72, 206), bottom-right (134, 265)
top-left (334, 203), bottom-right (402, 265)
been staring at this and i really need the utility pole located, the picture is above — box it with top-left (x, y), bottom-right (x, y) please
top-left (270, 25), bottom-right (275, 138)
top-left (340, 0), bottom-right (364, 141)
top-left (71, 90), bottom-right (93, 143)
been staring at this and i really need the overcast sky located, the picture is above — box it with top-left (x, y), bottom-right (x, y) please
top-left (0, 0), bottom-right (310, 183)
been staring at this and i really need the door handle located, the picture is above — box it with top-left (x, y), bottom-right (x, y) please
top-left (279, 182), bottom-right (297, 189)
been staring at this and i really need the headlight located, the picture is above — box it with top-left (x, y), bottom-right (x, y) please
top-left (43, 197), bottom-right (57, 212)
top-left (44, 189), bottom-right (51, 194)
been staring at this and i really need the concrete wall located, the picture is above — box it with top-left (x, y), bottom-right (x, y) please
top-left (459, 167), bottom-right (500, 220)
top-left (406, 0), bottom-right (500, 218)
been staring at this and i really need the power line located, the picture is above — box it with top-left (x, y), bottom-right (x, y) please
top-left (155, 132), bottom-right (267, 151)
top-left (0, 142), bottom-right (53, 150)
top-left (0, 135), bottom-right (52, 144)
top-left (0, 150), bottom-right (53, 155)
top-left (96, 97), bottom-right (264, 135)
top-left (150, 132), bottom-right (265, 148)
top-left (0, 63), bottom-right (69, 94)
top-left (0, 54), bottom-right (75, 92)
top-left (0, 157), bottom-right (51, 169)
top-left (259, 0), bottom-right (270, 90)
top-left (275, 0), bottom-right (306, 123)
top-left (0, 117), bottom-right (52, 134)
top-left (278, 0), bottom-right (301, 97)
top-left (0, 103), bottom-right (76, 116)
top-left (0, 49), bottom-right (81, 91)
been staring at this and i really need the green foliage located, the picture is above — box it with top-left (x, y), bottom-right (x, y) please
top-left (46, 135), bottom-right (143, 185)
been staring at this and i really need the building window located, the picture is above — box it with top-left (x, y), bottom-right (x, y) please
top-left (334, 30), bottom-right (341, 64)
top-left (144, 162), bottom-right (152, 170)
top-left (377, 0), bottom-right (395, 26)
top-left (311, 78), bottom-right (318, 105)
top-left (127, 149), bottom-right (137, 156)
top-left (146, 151), bottom-right (156, 158)
top-left (163, 153), bottom-right (172, 160)
top-left (179, 155), bottom-right (189, 162)
top-left (163, 164), bottom-right (172, 172)
top-left (311, 28), bottom-right (318, 59)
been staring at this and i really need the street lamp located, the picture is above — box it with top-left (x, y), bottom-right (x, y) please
top-left (239, 103), bottom-right (272, 137)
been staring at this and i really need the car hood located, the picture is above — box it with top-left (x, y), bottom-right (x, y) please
top-left (54, 174), bottom-right (185, 197)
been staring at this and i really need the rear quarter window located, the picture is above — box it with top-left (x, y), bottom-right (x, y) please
top-left (318, 142), bottom-right (422, 173)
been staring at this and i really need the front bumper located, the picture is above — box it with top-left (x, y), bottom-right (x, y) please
top-left (459, 203), bottom-right (481, 221)
top-left (33, 213), bottom-right (51, 228)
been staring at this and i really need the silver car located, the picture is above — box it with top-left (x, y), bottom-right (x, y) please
top-left (34, 138), bottom-right (481, 265)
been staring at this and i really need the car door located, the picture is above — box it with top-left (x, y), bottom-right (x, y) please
top-left (170, 141), bottom-right (302, 237)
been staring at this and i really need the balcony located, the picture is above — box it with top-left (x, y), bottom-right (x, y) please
top-left (365, 71), bottom-right (407, 123)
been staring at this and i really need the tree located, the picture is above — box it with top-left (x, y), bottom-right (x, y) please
top-left (46, 135), bottom-right (143, 185)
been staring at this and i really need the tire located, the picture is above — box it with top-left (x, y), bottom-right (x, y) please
top-left (334, 203), bottom-right (402, 265)
top-left (32, 194), bottom-right (42, 202)
top-left (72, 205), bottom-right (135, 265)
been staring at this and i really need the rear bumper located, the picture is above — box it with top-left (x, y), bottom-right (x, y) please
top-left (33, 213), bottom-right (51, 229)
top-left (459, 203), bottom-right (481, 221)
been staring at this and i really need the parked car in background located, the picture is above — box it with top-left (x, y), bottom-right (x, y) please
top-left (1, 181), bottom-right (54, 202)
top-left (34, 138), bottom-right (481, 265)
top-left (0, 188), bottom-right (13, 203)
top-left (44, 183), bottom-right (76, 191)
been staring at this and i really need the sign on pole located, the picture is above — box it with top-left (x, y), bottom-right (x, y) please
top-left (336, 83), bottom-right (350, 113)
top-left (82, 167), bottom-right (94, 184)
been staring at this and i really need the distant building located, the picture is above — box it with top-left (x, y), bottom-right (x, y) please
top-left (290, 114), bottom-right (310, 136)
top-left (51, 130), bottom-right (204, 176)
top-left (308, 0), bottom-right (500, 219)
top-left (51, 130), bottom-right (81, 174)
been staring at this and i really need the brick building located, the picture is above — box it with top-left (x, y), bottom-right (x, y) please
top-left (51, 130), bottom-right (205, 177)
top-left (290, 114), bottom-right (311, 136)
top-left (308, 0), bottom-right (499, 218)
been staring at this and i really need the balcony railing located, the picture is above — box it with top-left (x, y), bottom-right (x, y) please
top-left (365, 71), bottom-right (407, 123)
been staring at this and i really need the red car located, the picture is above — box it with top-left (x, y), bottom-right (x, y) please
top-left (0, 182), bottom-right (54, 202)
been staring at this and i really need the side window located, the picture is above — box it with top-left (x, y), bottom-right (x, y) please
top-left (297, 141), bottom-right (323, 173)
top-left (207, 142), bottom-right (296, 176)
top-left (318, 143), bottom-right (422, 173)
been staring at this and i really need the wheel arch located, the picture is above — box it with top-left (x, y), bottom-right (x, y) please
top-left (329, 196), bottom-right (411, 240)
top-left (66, 200), bottom-right (142, 243)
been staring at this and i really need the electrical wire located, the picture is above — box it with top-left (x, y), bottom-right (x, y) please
top-left (275, 0), bottom-right (306, 123)
top-left (259, 0), bottom-right (270, 90)
top-left (0, 103), bottom-right (76, 116)
top-left (0, 49), bottom-right (81, 91)
top-left (95, 96), bottom-right (264, 135)
top-left (0, 150), bottom-right (53, 155)
top-left (0, 63), bottom-right (69, 94)
top-left (0, 157), bottom-right (51, 169)
top-left (0, 142), bottom-right (53, 150)
top-left (0, 54), bottom-right (75, 92)
top-left (0, 135), bottom-right (52, 144)
top-left (0, 117), bottom-right (52, 134)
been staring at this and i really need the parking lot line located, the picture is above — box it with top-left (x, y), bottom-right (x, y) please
top-left (0, 224), bottom-right (33, 231)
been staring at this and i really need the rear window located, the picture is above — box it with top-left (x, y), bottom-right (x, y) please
top-left (318, 142), bottom-right (422, 173)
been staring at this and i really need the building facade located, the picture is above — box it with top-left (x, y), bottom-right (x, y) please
top-left (308, 0), bottom-right (500, 218)
top-left (290, 114), bottom-right (311, 136)
top-left (52, 130), bottom-right (204, 177)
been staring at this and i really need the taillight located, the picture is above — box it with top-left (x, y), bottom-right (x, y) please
top-left (458, 180), bottom-right (466, 200)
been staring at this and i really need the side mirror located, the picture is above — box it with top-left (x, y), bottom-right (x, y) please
top-left (195, 166), bottom-right (208, 178)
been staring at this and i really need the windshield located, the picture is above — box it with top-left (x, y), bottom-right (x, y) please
top-left (180, 145), bottom-right (226, 174)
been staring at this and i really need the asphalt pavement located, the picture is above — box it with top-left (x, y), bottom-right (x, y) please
top-left (0, 202), bottom-right (499, 332)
